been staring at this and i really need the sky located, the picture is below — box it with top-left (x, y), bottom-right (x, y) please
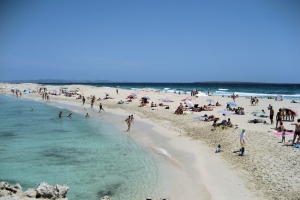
top-left (0, 0), bottom-right (299, 83)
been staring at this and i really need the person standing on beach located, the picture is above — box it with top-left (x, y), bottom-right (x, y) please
top-left (269, 106), bottom-right (274, 125)
top-left (291, 119), bottom-right (300, 145)
top-left (116, 88), bottom-right (118, 94)
top-left (99, 103), bottom-right (105, 113)
top-left (130, 115), bottom-right (134, 123)
top-left (82, 96), bottom-right (85, 105)
top-left (125, 116), bottom-right (131, 131)
top-left (240, 129), bottom-right (247, 147)
top-left (276, 109), bottom-right (283, 129)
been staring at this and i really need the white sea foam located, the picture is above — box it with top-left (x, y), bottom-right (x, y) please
top-left (152, 147), bottom-right (171, 158)
top-left (218, 88), bottom-right (228, 91)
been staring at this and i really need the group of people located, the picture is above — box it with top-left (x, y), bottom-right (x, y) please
top-left (211, 117), bottom-right (233, 130)
top-left (268, 106), bottom-right (296, 128)
top-left (11, 89), bottom-right (22, 98)
top-left (227, 105), bottom-right (246, 115)
top-left (250, 97), bottom-right (259, 106)
top-left (41, 92), bottom-right (50, 101)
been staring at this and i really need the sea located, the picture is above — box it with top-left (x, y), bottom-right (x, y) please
top-left (0, 94), bottom-right (190, 199)
top-left (43, 82), bottom-right (300, 100)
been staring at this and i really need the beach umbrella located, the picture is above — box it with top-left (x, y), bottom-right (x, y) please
top-left (185, 100), bottom-right (194, 108)
top-left (218, 109), bottom-right (234, 120)
top-left (181, 97), bottom-right (192, 101)
top-left (206, 99), bottom-right (215, 104)
top-left (226, 102), bottom-right (237, 107)
top-left (283, 107), bottom-right (298, 116)
top-left (162, 97), bottom-right (172, 102)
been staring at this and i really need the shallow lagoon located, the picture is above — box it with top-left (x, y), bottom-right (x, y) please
top-left (0, 95), bottom-right (181, 199)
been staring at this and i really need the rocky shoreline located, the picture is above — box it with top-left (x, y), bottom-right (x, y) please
top-left (0, 182), bottom-right (168, 200)
top-left (0, 182), bottom-right (68, 200)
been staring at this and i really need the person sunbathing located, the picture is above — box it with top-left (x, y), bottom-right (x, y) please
top-left (291, 100), bottom-right (297, 103)
top-left (205, 115), bottom-right (218, 121)
top-left (203, 105), bottom-right (213, 111)
top-left (118, 100), bottom-right (124, 104)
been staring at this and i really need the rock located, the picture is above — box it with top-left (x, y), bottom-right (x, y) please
top-left (36, 182), bottom-right (56, 199)
top-left (100, 196), bottom-right (113, 200)
top-left (23, 188), bottom-right (37, 198)
top-left (36, 182), bottom-right (69, 199)
top-left (55, 184), bottom-right (69, 198)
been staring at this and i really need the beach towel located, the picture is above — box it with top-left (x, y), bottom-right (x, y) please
top-left (193, 116), bottom-right (200, 120)
top-left (273, 131), bottom-right (294, 136)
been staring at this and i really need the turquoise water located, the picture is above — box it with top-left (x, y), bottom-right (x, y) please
top-left (0, 95), bottom-right (177, 199)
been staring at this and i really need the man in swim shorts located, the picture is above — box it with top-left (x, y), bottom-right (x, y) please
top-left (276, 109), bottom-right (283, 129)
top-left (269, 106), bottom-right (274, 124)
top-left (291, 119), bottom-right (300, 145)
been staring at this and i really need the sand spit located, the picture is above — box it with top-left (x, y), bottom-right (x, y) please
top-left (1, 82), bottom-right (300, 200)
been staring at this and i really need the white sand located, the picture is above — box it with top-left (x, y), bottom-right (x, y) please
top-left (1, 82), bottom-right (300, 200)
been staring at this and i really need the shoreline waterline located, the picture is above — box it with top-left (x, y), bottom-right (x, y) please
top-left (41, 97), bottom-right (213, 199)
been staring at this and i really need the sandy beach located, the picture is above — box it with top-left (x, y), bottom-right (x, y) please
top-left (1, 82), bottom-right (299, 200)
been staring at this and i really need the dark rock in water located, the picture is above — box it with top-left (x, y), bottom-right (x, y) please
top-left (0, 181), bottom-right (68, 200)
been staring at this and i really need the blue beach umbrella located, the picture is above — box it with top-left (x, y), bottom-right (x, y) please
top-left (226, 102), bottom-right (237, 107)
top-left (206, 99), bottom-right (215, 104)
top-left (218, 110), bottom-right (234, 120)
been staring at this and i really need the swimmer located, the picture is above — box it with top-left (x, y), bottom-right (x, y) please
top-left (58, 111), bottom-right (62, 118)
top-left (86, 113), bottom-right (89, 118)
top-left (31, 107), bottom-right (34, 111)
top-left (67, 112), bottom-right (73, 117)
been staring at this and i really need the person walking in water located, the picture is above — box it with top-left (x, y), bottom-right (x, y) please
top-left (99, 103), bottom-right (105, 113)
top-left (58, 111), bottom-right (62, 118)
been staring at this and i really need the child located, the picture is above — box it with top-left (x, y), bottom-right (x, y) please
top-left (215, 144), bottom-right (221, 153)
top-left (282, 129), bottom-right (286, 143)
top-left (241, 147), bottom-right (246, 156)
